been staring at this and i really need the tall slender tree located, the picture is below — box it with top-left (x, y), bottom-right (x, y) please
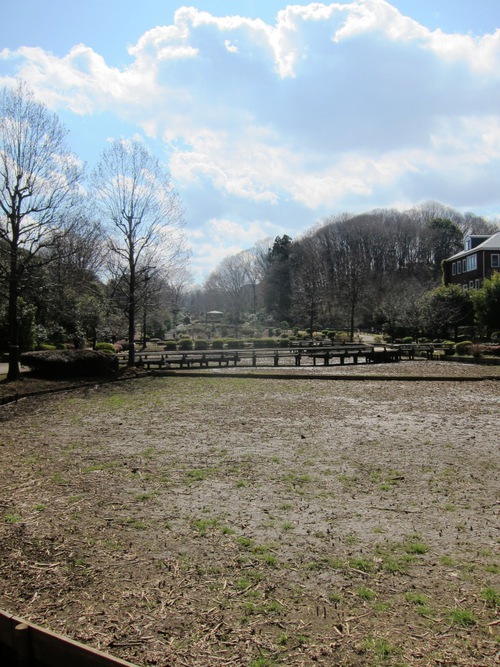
top-left (91, 139), bottom-right (184, 366)
top-left (0, 82), bottom-right (82, 380)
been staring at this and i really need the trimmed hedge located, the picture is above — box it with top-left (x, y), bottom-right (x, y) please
top-left (177, 338), bottom-right (193, 350)
top-left (252, 338), bottom-right (277, 348)
top-left (20, 349), bottom-right (119, 378)
top-left (455, 340), bottom-right (473, 355)
top-left (225, 338), bottom-right (245, 349)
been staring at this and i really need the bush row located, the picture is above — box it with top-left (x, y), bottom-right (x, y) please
top-left (20, 349), bottom-right (119, 378)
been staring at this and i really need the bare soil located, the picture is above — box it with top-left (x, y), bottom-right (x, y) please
top-left (0, 361), bottom-right (499, 666)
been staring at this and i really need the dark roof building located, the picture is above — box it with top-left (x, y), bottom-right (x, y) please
top-left (442, 232), bottom-right (500, 289)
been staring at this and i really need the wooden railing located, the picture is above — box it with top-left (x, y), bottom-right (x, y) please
top-left (116, 343), bottom-right (404, 369)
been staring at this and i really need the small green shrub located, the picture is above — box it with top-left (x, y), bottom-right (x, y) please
top-left (402, 336), bottom-right (413, 343)
top-left (177, 338), bottom-right (193, 350)
top-left (37, 343), bottom-right (57, 351)
top-left (212, 338), bottom-right (225, 349)
top-left (194, 339), bottom-right (209, 350)
top-left (279, 338), bottom-right (290, 347)
top-left (164, 340), bottom-right (177, 350)
top-left (95, 342), bottom-right (116, 354)
top-left (491, 331), bottom-right (500, 343)
top-left (455, 340), bottom-right (473, 355)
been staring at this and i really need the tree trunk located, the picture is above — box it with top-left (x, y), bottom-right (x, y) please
top-left (128, 248), bottom-right (136, 367)
top-left (7, 238), bottom-right (20, 381)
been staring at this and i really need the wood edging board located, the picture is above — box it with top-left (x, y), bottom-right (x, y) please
top-left (0, 609), bottom-right (138, 667)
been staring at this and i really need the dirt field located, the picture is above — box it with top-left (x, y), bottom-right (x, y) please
top-left (0, 361), bottom-right (499, 666)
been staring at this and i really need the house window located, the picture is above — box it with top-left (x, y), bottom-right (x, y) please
top-left (457, 261), bottom-right (461, 274)
top-left (463, 283), bottom-right (468, 289)
top-left (452, 263), bottom-right (456, 275)
top-left (469, 280), bottom-right (474, 289)
top-left (462, 259), bottom-right (467, 272)
top-left (475, 279), bottom-right (481, 289)
top-left (492, 254), bottom-right (500, 268)
top-left (466, 254), bottom-right (477, 272)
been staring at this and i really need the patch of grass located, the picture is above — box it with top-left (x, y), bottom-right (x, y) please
top-left (33, 504), bottom-right (45, 512)
top-left (186, 468), bottom-right (211, 482)
top-left (484, 563), bottom-right (499, 574)
top-left (283, 472), bottom-right (311, 488)
top-left (349, 557), bottom-right (374, 572)
top-left (338, 473), bottom-right (358, 489)
top-left (381, 556), bottom-right (409, 574)
top-left (481, 587), bottom-right (500, 608)
top-left (236, 536), bottom-right (255, 549)
top-left (405, 591), bottom-right (428, 606)
top-left (403, 535), bottom-right (430, 555)
top-left (363, 636), bottom-right (399, 661)
top-left (249, 656), bottom-right (276, 667)
top-left (281, 522), bottom-right (295, 531)
top-left (440, 555), bottom-right (456, 567)
top-left (191, 518), bottom-right (218, 536)
top-left (447, 608), bottom-right (477, 627)
top-left (51, 472), bottom-right (69, 485)
top-left (357, 586), bottom-right (376, 601)
top-left (4, 514), bottom-right (22, 524)
top-left (140, 447), bottom-right (156, 459)
top-left (133, 491), bottom-right (158, 501)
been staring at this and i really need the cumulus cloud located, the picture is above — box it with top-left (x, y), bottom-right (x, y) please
top-left (1, 0), bottom-right (499, 280)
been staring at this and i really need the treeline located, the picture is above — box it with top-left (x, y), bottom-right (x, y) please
top-left (0, 82), bottom-right (189, 379)
top-left (192, 202), bottom-right (499, 340)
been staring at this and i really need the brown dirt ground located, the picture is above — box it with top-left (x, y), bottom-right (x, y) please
top-left (0, 360), bottom-right (499, 666)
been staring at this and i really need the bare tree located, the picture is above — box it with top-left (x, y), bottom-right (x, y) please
top-left (0, 82), bottom-right (83, 379)
top-left (290, 232), bottom-right (326, 332)
top-left (91, 139), bottom-right (184, 366)
top-left (204, 253), bottom-right (251, 332)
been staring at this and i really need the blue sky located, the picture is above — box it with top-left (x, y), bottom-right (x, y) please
top-left (1, 1), bottom-right (499, 282)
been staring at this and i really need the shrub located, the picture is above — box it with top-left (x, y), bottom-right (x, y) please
top-left (178, 338), bottom-right (193, 350)
top-left (95, 342), bottom-right (116, 354)
top-left (194, 339), bottom-right (209, 350)
top-left (491, 332), bottom-right (500, 343)
top-left (37, 343), bottom-right (57, 351)
top-left (455, 340), bottom-right (473, 355)
top-left (253, 338), bottom-right (277, 348)
top-left (212, 338), bottom-right (225, 349)
top-left (164, 340), bottom-right (177, 350)
top-left (20, 349), bottom-right (118, 378)
top-left (279, 338), bottom-right (290, 347)
top-left (225, 338), bottom-right (245, 349)
top-left (402, 336), bottom-right (413, 344)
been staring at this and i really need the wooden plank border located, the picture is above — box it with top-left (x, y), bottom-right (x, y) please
top-left (0, 610), bottom-right (138, 667)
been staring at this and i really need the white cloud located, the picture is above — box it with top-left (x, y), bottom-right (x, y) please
top-left (1, 0), bottom-right (500, 280)
top-left (189, 217), bottom-right (280, 282)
